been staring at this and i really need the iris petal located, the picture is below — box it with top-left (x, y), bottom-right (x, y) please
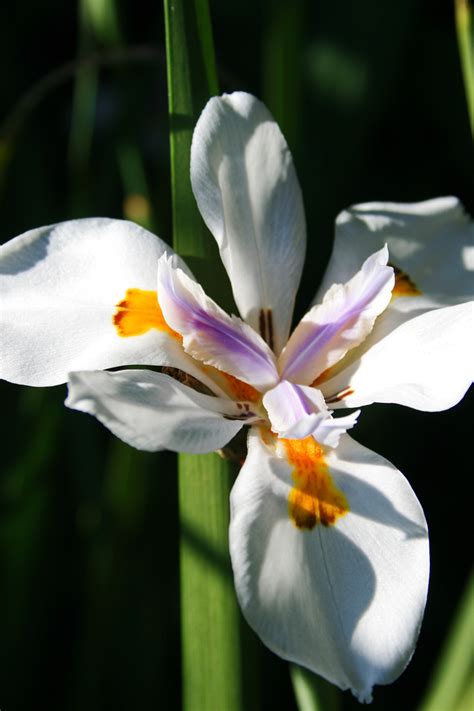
top-left (157, 255), bottom-right (279, 391)
top-left (279, 247), bottom-right (394, 384)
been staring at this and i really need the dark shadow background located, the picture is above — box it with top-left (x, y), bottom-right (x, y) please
top-left (0, 0), bottom-right (472, 709)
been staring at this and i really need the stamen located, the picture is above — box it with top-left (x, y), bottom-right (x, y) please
top-left (258, 308), bottom-right (274, 351)
top-left (159, 366), bottom-right (215, 396)
top-left (325, 387), bottom-right (355, 404)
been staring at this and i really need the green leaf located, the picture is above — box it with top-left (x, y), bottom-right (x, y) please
top-left (179, 453), bottom-right (247, 710)
top-left (418, 573), bottom-right (474, 711)
top-left (262, 0), bottom-right (304, 153)
top-left (164, 0), bottom-right (230, 307)
top-left (164, 2), bottom-right (254, 709)
top-left (455, 0), bottom-right (474, 137)
top-left (290, 665), bottom-right (342, 711)
top-left (68, 0), bottom-right (99, 184)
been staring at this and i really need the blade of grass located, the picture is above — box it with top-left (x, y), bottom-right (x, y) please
top-left (83, 0), bottom-right (156, 232)
top-left (290, 665), bottom-right (342, 711)
top-left (418, 573), bottom-right (474, 711)
top-left (455, 0), bottom-right (474, 136)
top-left (118, 140), bottom-right (153, 230)
top-left (179, 453), bottom-right (245, 710)
top-left (68, 0), bottom-right (99, 189)
top-left (164, 1), bottom-right (253, 709)
top-left (262, 0), bottom-right (304, 154)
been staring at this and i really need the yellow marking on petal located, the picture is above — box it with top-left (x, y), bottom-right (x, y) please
top-left (390, 263), bottom-right (421, 298)
top-left (283, 437), bottom-right (349, 530)
top-left (113, 288), bottom-right (181, 340)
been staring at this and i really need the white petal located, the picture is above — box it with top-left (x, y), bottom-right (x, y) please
top-left (312, 410), bottom-right (361, 448)
top-left (230, 429), bottom-right (429, 702)
top-left (191, 92), bottom-right (306, 354)
top-left (263, 380), bottom-right (327, 438)
top-left (322, 301), bottom-right (474, 411)
top-left (0, 219), bottom-right (195, 386)
top-left (65, 369), bottom-right (253, 453)
top-left (262, 380), bottom-right (358, 446)
top-left (316, 197), bottom-right (473, 309)
top-left (157, 255), bottom-right (278, 391)
top-left (279, 248), bottom-right (394, 384)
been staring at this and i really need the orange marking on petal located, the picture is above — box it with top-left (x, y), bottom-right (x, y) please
top-left (202, 365), bottom-right (261, 402)
top-left (325, 386), bottom-right (355, 404)
top-left (284, 437), bottom-right (349, 530)
top-left (219, 372), bottom-right (261, 402)
top-left (113, 288), bottom-right (181, 340)
top-left (390, 263), bottom-right (421, 298)
top-left (311, 364), bottom-right (336, 387)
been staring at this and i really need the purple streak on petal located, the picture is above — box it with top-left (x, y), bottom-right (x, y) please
top-left (160, 259), bottom-right (278, 383)
top-left (263, 380), bottom-right (324, 436)
top-left (263, 380), bottom-right (359, 444)
top-left (281, 258), bottom-right (392, 381)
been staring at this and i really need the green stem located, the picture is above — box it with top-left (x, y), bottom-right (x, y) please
top-left (164, 1), bottom-right (252, 708)
top-left (179, 454), bottom-right (244, 710)
top-left (455, 0), bottom-right (474, 137)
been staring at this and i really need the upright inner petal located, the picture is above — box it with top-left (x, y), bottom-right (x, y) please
top-left (279, 247), bottom-right (395, 384)
top-left (157, 256), bottom-right (279, 391)
top-left (278, 436), bottom-right (349, 530)
top-left (263, 380), bottom-right (327, 439)
top-left (263, 380), bottom-right (359, 445)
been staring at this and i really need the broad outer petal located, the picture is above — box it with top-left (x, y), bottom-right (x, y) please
top-left (315, 197), bottom-right (473, 309)
top-left (66, 369), bottom-right (253, 453)
top-left (230, 429), bottom-right (429, 702)
top-left (0, 219), bottom-right (197, 386)
top-left (191, 92), bottom-right (306, 354)
top-left (322, 301), bottom-right (474, 411)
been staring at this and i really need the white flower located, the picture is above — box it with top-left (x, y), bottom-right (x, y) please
top-left (1, 92), bottom-right (473, 702)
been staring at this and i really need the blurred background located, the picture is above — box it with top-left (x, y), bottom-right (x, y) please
top-left (0, 0), bottom-right (472, 709)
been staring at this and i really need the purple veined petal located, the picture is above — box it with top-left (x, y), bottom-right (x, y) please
top-left (157, 255), bottom-right (279, 391)
top-left (263, 380), bottom-right (327, 439)
top-left (320, 300), bottom-right (474, 412)
top-left (279, 247), bottom-right (394, 385)
top-left (263, 380), bottom-right (359, 446)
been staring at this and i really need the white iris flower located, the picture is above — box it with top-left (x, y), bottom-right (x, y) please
top-left (1, 92), bottom-right (473, 702)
